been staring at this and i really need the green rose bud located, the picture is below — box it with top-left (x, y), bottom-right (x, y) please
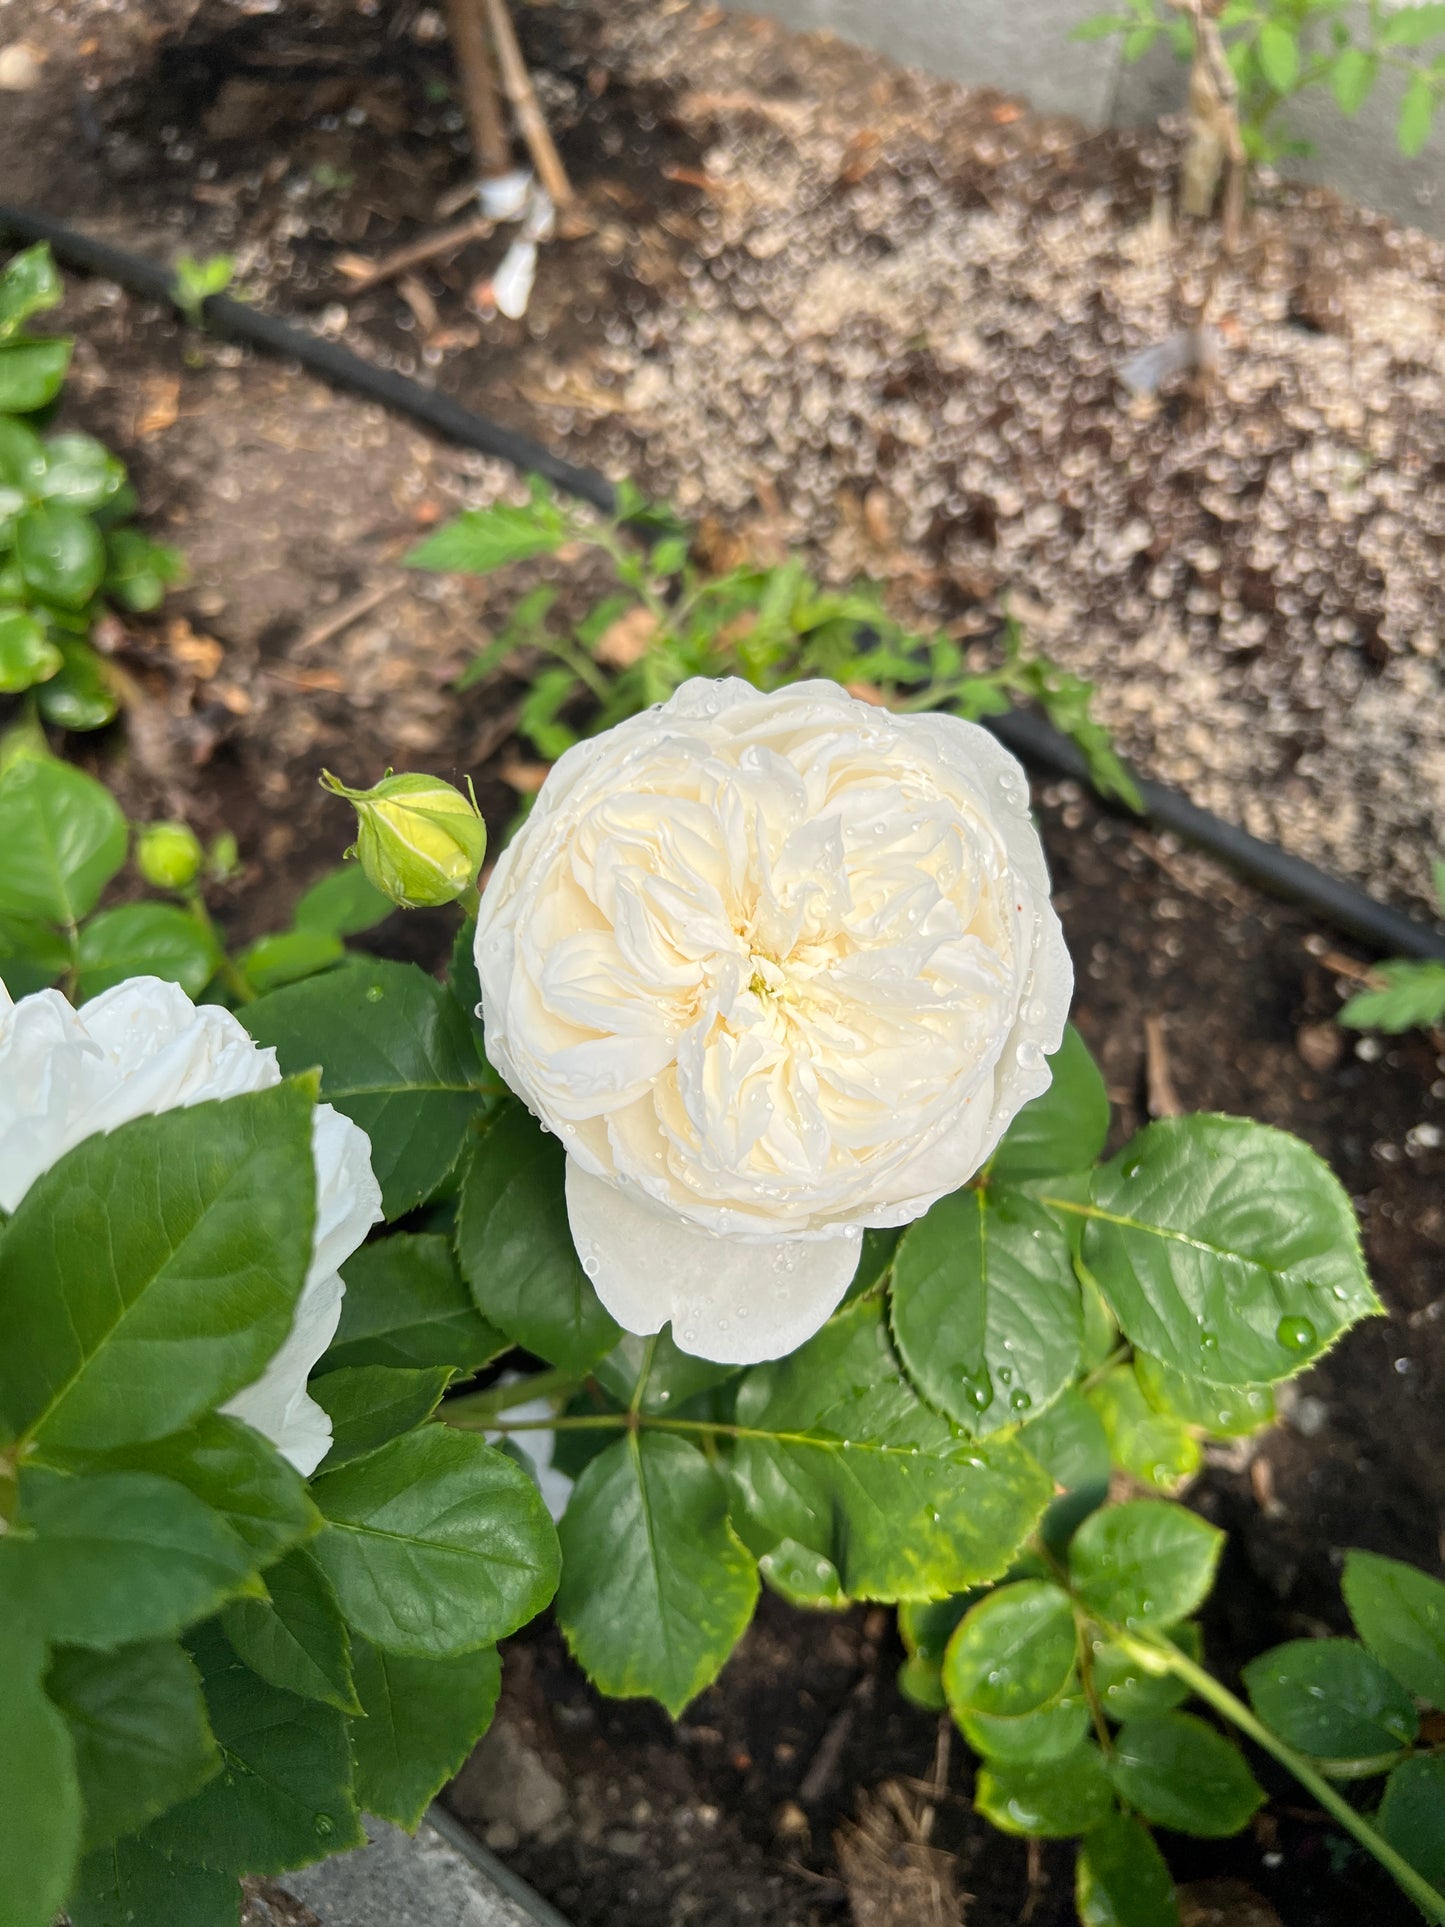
top-left (136, 819), bottom-right (204, 891)
top-left (320, 768), bottom-right (487, 910)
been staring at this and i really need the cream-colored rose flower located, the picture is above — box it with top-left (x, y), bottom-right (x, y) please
top-left (476, 678), bottom-right (1072, 1366)
top-left (0, 975), bottom-right (383, 1475)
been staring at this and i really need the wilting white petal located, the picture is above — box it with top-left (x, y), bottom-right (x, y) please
top-left (0, 975), bottom-right (383, 1472)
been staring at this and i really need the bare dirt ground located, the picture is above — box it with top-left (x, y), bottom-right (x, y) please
top-left (3, 0), bottom-right (1442, 913)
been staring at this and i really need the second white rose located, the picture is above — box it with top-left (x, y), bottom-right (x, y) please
top-left (475, 677), bottom-right (1072, 1365)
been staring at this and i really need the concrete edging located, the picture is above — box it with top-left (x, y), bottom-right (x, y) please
top-left (278, 1809), bottom-right (573, 1927)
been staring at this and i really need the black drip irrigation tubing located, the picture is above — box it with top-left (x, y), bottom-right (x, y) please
top-left (5, 203), bottom-right (1444, 966)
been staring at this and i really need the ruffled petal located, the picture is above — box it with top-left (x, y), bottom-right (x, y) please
top-left (222, 1269), bottom-right (345, 1477)
top-left (565, 1159), bottom-right (861, 1366)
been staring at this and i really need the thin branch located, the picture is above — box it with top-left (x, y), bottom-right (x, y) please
top-left (481, 0), bottom-right (574, 205)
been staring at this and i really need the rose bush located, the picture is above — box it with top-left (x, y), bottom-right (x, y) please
top-left (2, 663), bottom-right (1440, 1926)
top-left (0, 975), bottom-right (383, 1473)
top-left (476, 677), bottom-right (1072, 1362)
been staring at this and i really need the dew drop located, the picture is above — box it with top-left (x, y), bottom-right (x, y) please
top-left (1199, 1329), bottom-right (1219, 1351)
top-left (1276, 1315), bottom-right (1316, 1352)
top-left (315, 1814), bottom-right (335, 1838)
top-left (1009, 1389), bottom-right (1032, 1413)
top-left (365, 984), bottom-right (384, 1004)
top-left (582, 1255), bottom-right (600, 1279)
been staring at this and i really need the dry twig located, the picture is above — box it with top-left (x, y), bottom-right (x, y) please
top-left (481, 0), bottom-right (574, 204)
top-left (335, 213), bottom-right (496, 292)
top-left (444, 0), bottom-right (511, 178)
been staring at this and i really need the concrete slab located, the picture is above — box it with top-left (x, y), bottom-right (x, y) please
top-left (721, 0), bottom-right (1121, 123)
top-left (280, 1811), bottom-right (571, 1927)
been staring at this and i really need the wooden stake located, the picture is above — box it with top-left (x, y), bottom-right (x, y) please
top-left (481, 0), bottom-right (574, 206)
top-left (445, 0), bottom-right (511, 180)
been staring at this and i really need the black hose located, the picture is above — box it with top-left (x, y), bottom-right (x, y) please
top-left (0, 205), bottom-right (618, 514)
top-left (4, 204), bottom-right (1443, 963)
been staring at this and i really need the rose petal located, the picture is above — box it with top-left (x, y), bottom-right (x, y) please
top-left (565, 1158), bottom-right (861, 1365)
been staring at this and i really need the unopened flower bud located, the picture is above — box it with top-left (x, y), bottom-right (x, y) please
top-left (136, 819), bottom-right (203, 891)
top-left (320, 769), bottom-right (486, 909)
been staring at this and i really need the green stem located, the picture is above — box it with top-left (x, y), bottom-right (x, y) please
top-left (1128, 1632), bottom-right (1445, 1924)
top-left (443, 1366), bottom-right (585, 1427)
top-left (184, 889), bottom-right (254, 1004)
top-left (629, 1335), bottom-right (660, 1419)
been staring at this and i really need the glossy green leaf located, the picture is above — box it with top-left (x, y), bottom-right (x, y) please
top-left (1076, 1813), bottom-right (1179, 1927)
top-left (1242, 1638), bottom-right (1417, 1761)
top-left (93, 1413), bottom-right (318, 1567)
top-left (557, 1432), bottom-right (759, 1715)
top-left (1133, 1354), bottom-right (1275, 1438)
top-left (0, 1620), bottom-right (80, 1927)
top-left (1378, 1755), bottom-right (1445, 1890)
top-left (0, 755), bottom-right (126, 925)
top-left (728, 1298), bottom-right (1051, 1601)
top-left (758, 1538), bottom-right (848, 1609)
top-left (1090, 1623), bottom-right (1201, 1722)
top-left (0, 604), bottom-right (61, 691)
top-left (0, 337), bottom-right (72, 411)
top-left (1070, 1499), bottom-right (1222, 1631)
top-left (46, 1640), bottom-right (218, 1852)
top-left (222, 1548), bottom-right (359, 1713)
top-left (1021, 1388), bottom-right (1111, 1551)
top-left (406, 496), bottom-right (569, 575)
top-left (1342, 1550), bottom-right (1445, 1706)
top-left (975, 1741), bottom-right (1113, 1838)
top-left (36, 433), bottom-right (126, 510)
top-left (0, 414), bottom-right (46, 489)
top-left (309, 1366), bottom-right (452, 1467)
top-left (349, 1637), bottom-right (502, 1829)
top-left (5, 1466), bottom-right (260, 1649)
top-left (238, 928), bottom-right (345, 996)
top-left (148, 1625), bottom-right (364, 1875)
top-left (15, 501), bottom-right (105, 607)
top-left (310, 1427), bottom-right (560, 1658)
top-left (891, 1185), bottom-right (1081, 1433)
top-left (0, 1084), bottom-right (315, 1453)
top-left (1088, 1366), bottom-right (1200, 1493)
top-left (942, 1581), bottom-right (1078, 1719)
top-left (1110, 1713), bottom-right (1264, 1836)
top-left (1081, 1116), bottom-right (1377, 1385)
top-left (959, 1692), bottom-right (1090, 1767)
top-left (897, 1593), bottom-right (976, 1706)
top-left (0, 244), bottom-right (62, 337)
top-left (75, 903), bottom-right (220, 1001)
top-left (327, 1232), bottom-right (507, 1376)
top-left (67, 1839), bottom-right (239, 1927)
top-left (243, 959), bottom-right (488, 1217)
top-left (293, 864), bottom-right (393, 936)
top-left (0, 910), bottom-right (68, 994)
top-left (34, 638), bottom-right (119, 731)
top-left (456, 1104), bottom-right (621, 1372)
top-left (989, 1024), bottom-right (1110, 1182)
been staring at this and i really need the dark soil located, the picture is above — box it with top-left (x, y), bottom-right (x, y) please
top-left (1, 3), bottom-right (1442, 1923)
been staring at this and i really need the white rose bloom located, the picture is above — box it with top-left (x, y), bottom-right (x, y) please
top-left (476, 677), bottom-right (1072, 1366)
top-left (0, 975), bottom-right (383, 1475)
